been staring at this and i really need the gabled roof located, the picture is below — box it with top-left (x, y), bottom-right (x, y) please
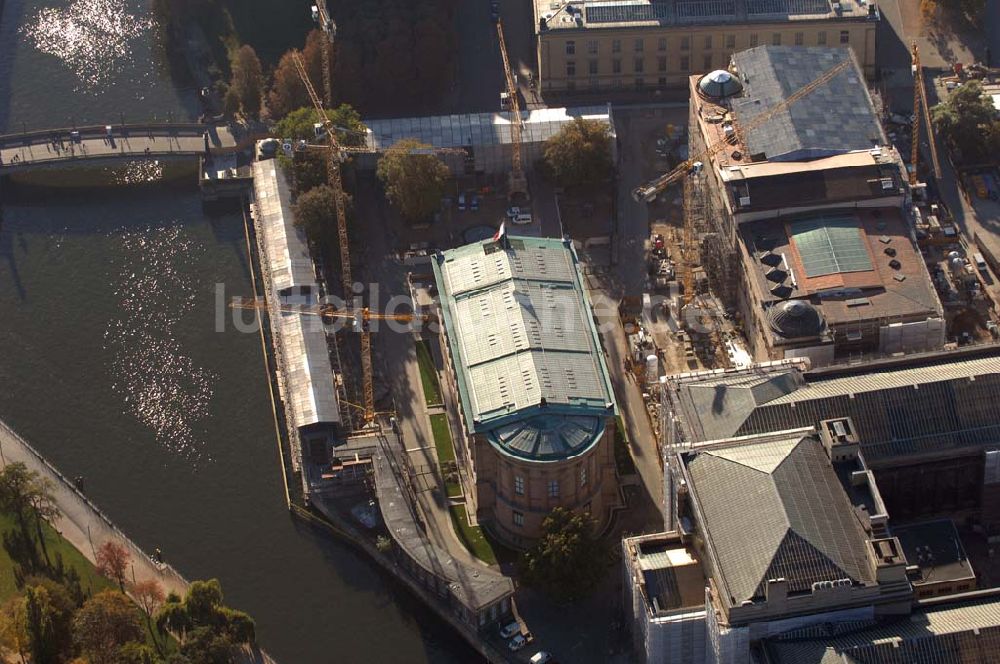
top-left (686, 435), bottom-right (874, 605)
top-left (672, 349), bottom-right (1000, 464)
top-left (433, 237), bottom-right (615, 458)
top-left (764, 593), bottom-right (1000, 663)
top-left (731, 46), bottom-right (886, 162)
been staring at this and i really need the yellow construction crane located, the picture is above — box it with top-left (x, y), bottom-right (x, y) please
top-left (310, 1), bottom-right (335, 107)
top-left (633, 57), bottom-right (853, 313)
top-left (232, 299), bottom-right (433, 425)
top-left (496, 20), bottom-right (528, 200)
top-left (910, 41), bottom-right (943, 184)
top-left (632, 58), bottom-right (853, 203)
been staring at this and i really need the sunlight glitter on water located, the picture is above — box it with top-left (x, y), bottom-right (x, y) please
top-left (19, 0), bottom-right (154, 89)
top-left (103, 224), bottom-right (216, 461)
top-left (110, 160), bottom-right (164, 185)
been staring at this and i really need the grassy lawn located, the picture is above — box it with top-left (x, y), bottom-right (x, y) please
top-left (0, 512), bottom-right (113, 602)
top-left (614, 415), bottom-right (637, 477)
top-left (430, 413), bottom-right (462, 498)
top-left (416, 339), bottom-right (443, 406)
top-left (449, 505), bottom-right (497, 565)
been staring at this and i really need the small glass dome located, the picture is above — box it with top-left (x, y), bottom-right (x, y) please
top-left (698, 70), bottom-right (744, 98)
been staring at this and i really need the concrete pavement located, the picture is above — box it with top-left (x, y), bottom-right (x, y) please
top-left (0, 418), bottom-right (188, 598)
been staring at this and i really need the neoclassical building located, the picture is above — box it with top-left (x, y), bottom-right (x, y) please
top-left (432, 236), bottom-right (621, 547)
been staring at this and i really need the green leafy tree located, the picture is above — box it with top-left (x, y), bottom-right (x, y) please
top-left (292, 184), bottom-right (337, 242)
top-left (229, 45), bottom-right (263, 119)
top-left (542, 118), bottom-right (613, 190)
top-left (273, 105), bottom-right (365, 145)
top-left (23, 582), bottom-right (75, 664)
top-left (154, 579), bottom-right (255, 658)
top-left (517, 508), bottom-right (607, 601)
top-left (73, 590), bottom-right (144, 664)
top-left (0, 463), bottom-right (59, 572)
top-left (932, 81), bottom-right (1000, 164)
top-left (376, 138), bottom-right (451, 223)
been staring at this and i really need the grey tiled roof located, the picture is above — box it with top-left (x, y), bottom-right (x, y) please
top-left (686, 435), bottom-right (874, 605)
top-left (731, 46), bottom-right (886, 162)
top-left (764, 593), bottom-right (1000, 663)
top-left (674, 350), bottom-right (1000, 464)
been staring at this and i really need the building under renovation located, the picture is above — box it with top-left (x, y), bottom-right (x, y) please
top-left (432, 235), bottom-right (621, 547)
top-left (251, 160), bottom-right (344, 475)
top-left (358, 105), bottom-right (615, 176)
top-left (687, 46), bottom-right (944, 365)
top-left (625, 345), bottom-right (1000, 663)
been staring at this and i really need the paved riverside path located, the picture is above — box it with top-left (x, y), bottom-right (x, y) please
top-left (0, 123), bottom-right (237, 172)
top-left (0, 419), bottom-right (188, 597)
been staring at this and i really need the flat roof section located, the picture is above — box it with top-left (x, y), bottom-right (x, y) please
top-left (791, 214), bottom-right (874, 277)
top-left (892, 520), bottom-right (977, 590)
top-left (741, 208), bottom-right (941, 324)
top-left (539, 0), bottom-right (872, 31)
top-left (634, 539), bottom-right (707, 614)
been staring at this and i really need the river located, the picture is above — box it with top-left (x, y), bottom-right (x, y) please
top-left (0, 1), bottom-right (475, 662)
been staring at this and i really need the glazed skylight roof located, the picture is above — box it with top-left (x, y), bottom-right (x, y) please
top-left (790, 214), bottom-right (873, 277)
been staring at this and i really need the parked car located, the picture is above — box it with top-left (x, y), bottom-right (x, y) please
top-left (458, 193), bottom-right (467, 211)
top-left (508, 635), bottom-right (527, 651)
top-left (499, 621), bottom-right (520, 639)
top-left (470, 195), bottom-right (480, 211)
top-left (490, 0), bottom-right (500, 20)
top-left (530, 653), bottom-right (552, 664)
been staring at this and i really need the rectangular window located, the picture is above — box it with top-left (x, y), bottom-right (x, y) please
top-left (547, 479), bottom-right (559, 498)
top-left (514, 475), bottom-right (524, 496)
top-left (580, 466), bottom-right (588, 487)
top-left (589, 77), bottom-right (599, 90)
top-left (566, 61), bottom-right (576, 77)
top-left (612, 39), bottom-right (621, 53)
top-left (612, 59), bottom-right (622, 74)
top-left (840, 30), bottom-right (850, 44)
top-left (566, 40), bottom-right (575, 55)
top-left (772, 33), bottom-right (781, 46)
top-left (658, 56), bottom-right (667, 72)
top-left (589, 59), bottom-right (598, 75)
top-left (658, 76), bottom-right (667, 87)
top-left (750, 33), bottom-right (759, 47)
top-left (513, 511), bottom-right (524, 527)
top-left (634, 57), bottom-right (644, 73)
top-left (635, 38), bottom-right (644, 52)
top-left (703, 54), bottom-right (712, 70)
top-left (725, 34), bottom-right (736, 49)
top-left (794, 32), bottom-right (804, 46)
top-left (818, 31), bottom-right (827, 45)
top-left (680, 36), bottom-right (690, 51)
top-left (635, 77), bottom-right (645, 90)
top-left (704, 35), bottom-right (712, 50)
top-left (658, 37), bottom-right (667, 51)
top-left (613, 78), bottom-right (623, 88)
top-left (566, 80), bottom-right (576, 91)
top-left (680, 55), bottom-right (690, 72)
top-left (587, 39), bottom-right (598, 54)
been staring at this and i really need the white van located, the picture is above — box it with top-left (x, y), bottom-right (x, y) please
top-left (974, 253), bottom-right (988, 272)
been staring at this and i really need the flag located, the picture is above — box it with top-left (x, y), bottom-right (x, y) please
top-left (493, 221), bottom-right (506, 244)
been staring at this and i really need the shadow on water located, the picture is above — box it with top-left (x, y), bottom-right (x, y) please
top-left (0, 0), bottom-right (27, 133)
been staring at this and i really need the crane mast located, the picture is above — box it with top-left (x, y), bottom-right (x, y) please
top-left (312, 1), bottom-right (335, 107)
top-left (496, 20), bottom-right (528, 199)
top-left (910, 42), bottom-right (942, 184)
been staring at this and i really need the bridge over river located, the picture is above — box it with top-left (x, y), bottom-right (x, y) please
top-left (0, 123), bottom-right (240, 172)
